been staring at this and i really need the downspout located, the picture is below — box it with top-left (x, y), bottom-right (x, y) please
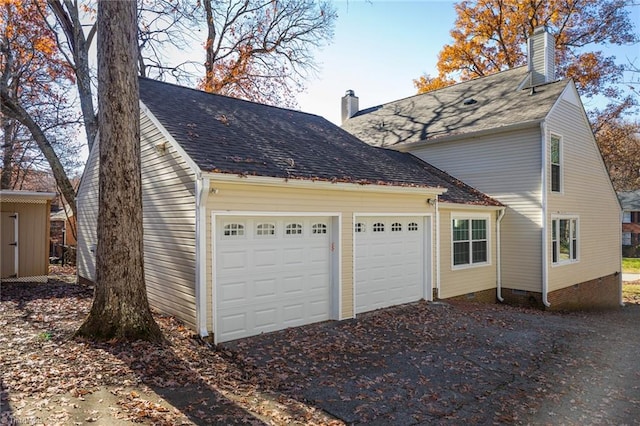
top-left (195, 176), bottom-right (210, 337)
top-left (540, 122), bottom-right (551, 307)
top-left (619, 209), bottom-right (625, 307)
top-left (435, 197), bottom-right (441, 299)
top-left (496, 207), bottom-right (506, 302)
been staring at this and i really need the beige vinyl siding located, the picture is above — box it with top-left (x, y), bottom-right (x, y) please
top-left (76, 139), bottom-right (100, 282)
top-left (140, 113), bottom-right (197, 329)
top-left (545, 95), bottom-right (621, 292)
top-left (438, 207), bottom-right (498, 299)
top-left (0, 201), bottom-right (50, 277)
top-left (204, 181), bottom-right (440, 331)
top-left (409, 128), bottom-right (543, 292)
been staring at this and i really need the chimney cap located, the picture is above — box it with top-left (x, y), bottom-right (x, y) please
top-left (345, 89), bottom-right (355, 97)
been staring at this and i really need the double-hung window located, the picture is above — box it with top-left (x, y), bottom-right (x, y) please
top-left (452, 216), bottom-right (489, 267)
top-left (550, 135), bottom-right (561, 192)
top-left (551, 217), bottom-right (578, 264)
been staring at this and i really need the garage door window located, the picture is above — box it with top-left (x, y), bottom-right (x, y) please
top-left (256, 223), bottom-right (275, 236)
top-left (391, 222), bottom-right (402, 232)
top-left (285, 223), bottom-right (303, 235)
top-left (355, 223), bottom-right (365, 233)
top-left (408, 222), bottom-right (419, 231)
top-left (224, 223), bottom-right (244, 236)
top-left (312, 223), bottom-right (327, 234)
top-left (373, 223), bottom-right (385, 232)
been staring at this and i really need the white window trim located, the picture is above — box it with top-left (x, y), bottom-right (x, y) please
top-left (551, 215), bottom-right (579, 266)
top-left (550, 133), bottom-right (563, 194)
top-left (451, 213), bottom-right (491, 270)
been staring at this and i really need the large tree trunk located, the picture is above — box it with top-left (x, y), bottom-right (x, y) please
top-left (77, 0), bottom-right (161, 341)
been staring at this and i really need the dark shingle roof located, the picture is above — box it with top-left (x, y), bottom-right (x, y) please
top-left (618, 190), bottom-right (640, 211)
top-left (138, 78), bottom-right (501, 206)
top-left (342, 67), bottom-right (570, 147)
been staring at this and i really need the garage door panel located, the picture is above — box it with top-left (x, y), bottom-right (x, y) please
top-left (254, 278), bottom-right (277, 298)
top-left (216, 216), bottom-right (332, 342)
top-left (355, 216), bottom-right (427, 314)
top-left (254, 249), bottom-right (278, 266)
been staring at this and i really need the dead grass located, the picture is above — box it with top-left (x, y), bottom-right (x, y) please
top-left (623, 283), bottom-right (640, 304)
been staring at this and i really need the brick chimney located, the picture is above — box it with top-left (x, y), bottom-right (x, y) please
top-left (527, 26), bottom-right (555, 86)
top-left (341, 89), bottom-right (359, 123)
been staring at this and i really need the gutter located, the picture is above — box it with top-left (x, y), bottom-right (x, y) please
top-left (496, 207), bottom-right (506, 302)
top-left (540, 122), bottom-right (551, 308)
top-left (203, 172), bottom-right (448, 196)
top-left (195, 176), bottom-right (210, 337)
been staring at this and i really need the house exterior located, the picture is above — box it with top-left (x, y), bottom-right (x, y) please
top-left (619, 190), bottom-right (640, 258)
top-left (76, 78), bottom-right (506, 343)
top-left (342, 27), bottom-right (621, 310)
top-left (1, 190), bottom-right (56, 282)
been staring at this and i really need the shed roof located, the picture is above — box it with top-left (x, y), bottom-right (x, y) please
top-left (0, 191), bottom-right (56, 203)
top-left (138, 78), bottom-right (502, 207)
top-left (341, 67), bottom-right (570, 147)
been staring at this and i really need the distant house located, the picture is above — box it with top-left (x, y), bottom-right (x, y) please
top-left (76, 78), bottom-right (504, 343)
top-left (342, 27), bottom-right (621, 310)
top-left (619, 190), bottom-right (640, 258)
top-left (1, 190), bottom-right (56, 282)
top-left (50, 204), bottom-right (76, 263)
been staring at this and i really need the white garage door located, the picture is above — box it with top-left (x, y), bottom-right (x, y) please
top-left (355, 216), bottom-right (427, 314)
top-left (215, 216), bottom-right (333, 342)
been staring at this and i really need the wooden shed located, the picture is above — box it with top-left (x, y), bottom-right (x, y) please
top-left (1, 190), bottom-right (56, 282)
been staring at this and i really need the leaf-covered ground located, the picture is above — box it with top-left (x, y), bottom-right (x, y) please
top-left (2, 271), bottom-right (639, 425)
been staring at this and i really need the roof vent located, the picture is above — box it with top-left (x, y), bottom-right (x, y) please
top-left (463, 98), bottom-right (477, 105)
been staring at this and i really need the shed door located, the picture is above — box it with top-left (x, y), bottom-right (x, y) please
top-left (355, 216), bottom-right (427, 314)
top-left (215, 216), bottom-right (333, 342)
top-left (1, 212), bottom-right (18, 279)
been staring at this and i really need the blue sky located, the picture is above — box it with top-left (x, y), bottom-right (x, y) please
top-left (297, 0), bottom-right (640, 125)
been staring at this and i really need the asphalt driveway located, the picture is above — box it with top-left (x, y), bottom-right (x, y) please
top-left (222, 300), bottom-right (640, 425)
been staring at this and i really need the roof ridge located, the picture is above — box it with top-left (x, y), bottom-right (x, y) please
top-left (354, 66), bottom-right (529, 116)
top-left (138, 77), bottom-right (327, 121)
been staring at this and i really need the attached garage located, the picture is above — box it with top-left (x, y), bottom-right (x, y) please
top-left (214, 214), bottom-right (338, 342)
top-left (77, 78), bottom-right (503, 345)
top-left (355, 215), bottom-right (431, 314)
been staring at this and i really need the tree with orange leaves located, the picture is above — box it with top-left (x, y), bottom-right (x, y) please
top-left (0, 0), bottom-right (79, 215)
top-left (414, 0), bottom-right (638, 103)
top-left (201, 0), bottom-right (336, 107)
